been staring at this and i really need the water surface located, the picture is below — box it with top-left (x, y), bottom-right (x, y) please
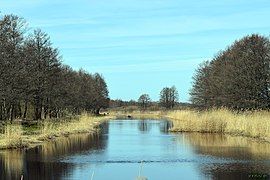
top-left (0, 120), bottom-right (270, 180)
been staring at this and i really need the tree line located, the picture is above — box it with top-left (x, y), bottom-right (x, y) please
top-left (0, 14), bottom-right (109, 121)
top-left (190, 34), bottom-right (270, 110)
top-left (113, 86), bottom-right (179, 110)
top-left (137, 86), bottom-right (179, 110)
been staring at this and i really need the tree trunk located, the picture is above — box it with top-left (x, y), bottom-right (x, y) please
top-left (95, 108), bottom-right (100, 115)
top-left (9, 104), bottom-right (13, 121)
top-left (17, 101), bottom-right (22, 118)
top-left (39, 98), bottom-right (43, 119)
top-left (34, 96), bottom-right (42, 120)
top-left (34, 103), bottom-right (42, 120)
top-left (0, 103), bottom-right (2, 121)
top-left (23, 101), bottom-right (28, 119)
top-left (3, 98), bottom-right (7, 120)
top-left (44, 97), bottom-right (49, 119)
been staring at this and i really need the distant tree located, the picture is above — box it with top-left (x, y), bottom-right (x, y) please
top-left (138, 94), bottom-right (151, 110)
top-left (128, 99), bottom-right (137, 106)
top-left (109, 99), bottom-right (138, 108)
top-left (159, 86), bottom-right (179, 109)
top-left (169, 86), bottom-right (179, 108)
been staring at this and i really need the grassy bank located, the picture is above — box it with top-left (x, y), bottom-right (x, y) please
top-left (4, 109), bottom-right (268, 149)
top-left (0, 113), bottom-right (113, 149)
top-left (167, 109), bottom-right (270, 142)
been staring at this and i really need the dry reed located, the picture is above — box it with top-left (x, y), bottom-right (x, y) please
top-left (168, 108), bottom-right (270, 142)
top-left (0, 113), bottom-right (113, 149)
top-left (37, 113), bottom-right (111, 141)
top-left (0, 123), bottom-right (24, 149)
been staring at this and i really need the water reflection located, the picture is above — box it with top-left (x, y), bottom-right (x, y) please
top-left (159, 120), bottom-right (173, 133)
top-left (0, 124), bottom-right (108, 180)
top-left (202, 163), bottom-right (270, 180)
top-left (175, 133), bottom-right (270, 179)
top-left (137, 119), bottom-right (172, 133)
top-left (138, 120), bottom-right (150, 133)
top-left (183, 133), bottom-right (270, 160)
top-left (0, 120), bottom-right (269, 180)
top-left (0, 150), bottom-right (24, 180)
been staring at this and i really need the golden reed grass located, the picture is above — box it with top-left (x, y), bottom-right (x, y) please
top-left (0, 124), bottom-right (24, 149)
top-left (168, 108), bottom-right (270, 142)
top-left (40, 113), bottom-right (101, 137)
top-left (0, 113), bottom-right (113, 149)
top-left (37, 112), bottom-right (113, 143)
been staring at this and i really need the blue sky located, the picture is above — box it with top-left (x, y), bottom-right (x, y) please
top-left (1, 0), bottom-right (270, 102)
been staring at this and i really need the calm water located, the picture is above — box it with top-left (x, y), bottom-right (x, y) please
top-left (0, 120), bottom-right (270, 180)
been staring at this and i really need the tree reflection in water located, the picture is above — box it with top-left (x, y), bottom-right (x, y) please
top-left (176, 132), bottom-right (270, 180)
top-left (1, 121), bottom-right (269, 180)
top-left (0, 123), bottom-right (108, 180)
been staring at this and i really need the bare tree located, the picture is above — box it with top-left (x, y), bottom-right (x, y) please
top-left (160, 86), bottom-right (179, 109)
top-left (0, 14), bottom-right (110, 121)
top-left (138, 94), bottom-right (151, 110)
top-left (190, 34), bottom-right (270, 110)
top-left (0, 14), bottom-right (27, 121)
top-left (24, 29), bottom-right (62, 120)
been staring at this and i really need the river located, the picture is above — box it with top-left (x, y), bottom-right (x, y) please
top-left (0, 119), bottom-right (270, 180)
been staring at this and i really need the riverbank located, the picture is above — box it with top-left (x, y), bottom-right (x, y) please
top-left (2, 108), bottom-right (269, 149)
top-left (110, 108), bottom-right (270, 143)
top-left (0, 113), bottom-right (114, 150)
top-left (168, 109), bottom-right (270, 142)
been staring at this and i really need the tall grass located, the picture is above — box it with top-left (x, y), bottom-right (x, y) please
top-left (168, 108), bottom-right (270, 142)
top-left (0, 124), bottom-right (24, 149)
top-left (39, 113), bottom-right (105, 140)
top-left (0, 113), bottom-right (112, 149)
